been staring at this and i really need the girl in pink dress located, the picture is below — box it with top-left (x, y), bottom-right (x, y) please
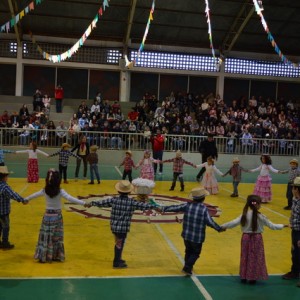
top-left (250, 154), bottom-right (285, 203)
top-left (135, 150), bottom-right (160, 181)
top-left (196, 156), bottom-right (223, 194)
top-left (16, 141), bottom-right (49, 182)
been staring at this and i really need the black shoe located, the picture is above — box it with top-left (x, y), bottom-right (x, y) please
top-left (88, 182), bottom-right (94, 184)
top-left (113, 262), bottom-right (128, 269)
top-left (282, 272), bottom-right (299, 280)
top-left (97, 180), bottom-right (101, 184)
top-left (1, 242), bottom-right (15, 249)
top-left (169, 187), bottom-right (174, 191)
top-left (180, 188), bottom-right (184, 192)
top-left (231, 194), bottom-right (238, 197)
top-left (196, 177), bottom-right (200, 182)
top-left (241, 279), bottom-right (247, 284)
top-left (284, 206), bottom-right (291, 210)
top-left (248, 280), bottom-right (256, 285)
top-left (181, 266), bottom-right (192, 276)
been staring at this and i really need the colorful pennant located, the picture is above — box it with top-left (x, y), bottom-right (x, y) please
top-left (125, 0), bottom-right (155, 68)
top-left (1, 0), bottom-right (44, 33)
top-left (252, 0), bottom-right (298, 67)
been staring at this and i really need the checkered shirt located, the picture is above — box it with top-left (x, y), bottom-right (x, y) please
top-left (163, 157), bottom-right (196, 173)
top-left (91, 195), bottom-right (156, 233)
top-left (49, 150), bottom-right (80, 167)
top-left (0, 182), bottom-right (25, 215)
top-left (120, 157), bottom-right (135, 171)
top-left (288, 167), bottom-right (300, 183)
top-left (290, 197), bottom-right (300, 231)
top-left (163, 202), bottom-right (221, 243)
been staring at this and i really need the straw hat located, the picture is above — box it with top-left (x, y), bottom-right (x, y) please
top-left (290, 159), bottom-right (298, 166)
top-left (292, 177), bottom-right (300, 187)
top-left (0, 166), bottom-right (13, 175)
top-left (176, 150), bottom-right (182, 158)
top-left (232, 157), bottom-right (240, 163)
top-left (90, 145), bottom-right (98, 152)
top-left (62, 143), bottom-right (71, 149)
top-left (188, 187), bottom-right (209, 200)
top-left (126, 150), bottom-right (132, 156)
top-left (115, 180), bottom-right (134, 193)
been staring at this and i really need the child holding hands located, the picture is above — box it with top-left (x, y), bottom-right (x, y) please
top-left (119, 150), bottom-right (136, 183)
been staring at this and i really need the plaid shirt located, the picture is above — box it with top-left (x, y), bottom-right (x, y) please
top-left (120, 157), bottom-right (135, 171)
top-left (290, 197), bottom-right (300, 231)
top-left (163, 202), bottom-right (221, 243)
top-left (91, 195), bottom-right (156, 233)
top-left (163, 157), bottom-right (196, 173)
top-left (0, 181), bottom-right (25, 215)
top-left (288, 167), bottom-right (300, 183)
top-left (49, 150), bottom-right (80, 167)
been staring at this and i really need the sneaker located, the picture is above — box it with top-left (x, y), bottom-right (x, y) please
top-left (113, 262), bottom-right (128, 269)
top-left (282, 272), bottom-right (299, 280)
top-left (284, 206), bottom-right (292, 210)
top-left (88, 182), bottom-right (94, 185)
top-left (1, 242), bottom-right (15, 250)
top-left (181, 267), bottom-right (192, 276)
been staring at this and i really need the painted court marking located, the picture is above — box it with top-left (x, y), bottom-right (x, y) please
top-left (155, 224), bottom-right (213, 300)
top-left (114, 166), bottom-right (122, 177)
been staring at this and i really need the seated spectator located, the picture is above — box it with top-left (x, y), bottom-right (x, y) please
top-left (78, 100), bottom-right (89, 114)
top-left (112, 100), bottom-right (121, 114)
top-left (241, 129), bottom-right (253, 153)
top-left (0, 110), bottom-right (10, 127)
top-left (90, 99), bottom-right (100, 114)
top-left (19, 104), bottom-right (30, 118)
top-left (42, 94), bottom-right (51, 114)
top-left (56, 121), bottom-right (68, 146)
top-left (19, 121), bottom-right (31, 145)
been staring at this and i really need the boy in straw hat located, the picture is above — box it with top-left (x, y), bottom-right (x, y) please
top-left (87, 145), bottom-right (100, 184)
top-left (222, 157), bottom-right (249, 197)
top-left (161, 187), bottom-right (225, 276)
top-left (282, 177), bottom-right (300, 285)
top-left (119, 150), bottom-right (136, 183)
top-left (0, 166), bottom-right (28, 249)
top-left (283, 159), bottom-right (300, 210)
top-left (85, 180), bottom-right (159, 268)
top-left (48, 143), bottom-right (81, 184)
top-left (162, 150), bottom-right (197, 192)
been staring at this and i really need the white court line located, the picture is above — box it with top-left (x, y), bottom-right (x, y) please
top-left (155, 224), bottom-right (213, 300)
top-left (114, 166), bottom-right (122, 177)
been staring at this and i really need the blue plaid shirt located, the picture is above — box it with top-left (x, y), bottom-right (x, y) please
top-left (49, 150), bottom-right (80, 167)
top-left (91, 195), bottom-right (156, 233)
top-left (290, 197), bottom-right (300, 231)
top-left (0, 149), bottom-right (14, 164)
top-left (163, 202), bottom-right (222, 243)
top-left (0, 181), bottom-right (25, 215)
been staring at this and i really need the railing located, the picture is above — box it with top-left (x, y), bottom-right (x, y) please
top-left (0, 127), bottom-right (299, 156)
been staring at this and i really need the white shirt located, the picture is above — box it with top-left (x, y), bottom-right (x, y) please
top-left (25, 189), bottom-right (85, 210)
top-left (16, 149), bottom-right (48, 159)
top-left (222, 210), bottom-right (284, 233)
top-left (250, 164), bottom-right (279, 176)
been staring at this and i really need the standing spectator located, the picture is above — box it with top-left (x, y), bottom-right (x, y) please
top-left (282, 177), bottom-right (300, 285)
top-left (87, 145), bottom-right (101, 184)
top-left (56, 121), bottom-right (68, 146)
top-left (85, 180), bottom-right (158, 268)
top-left (0, 166), bottom-right (28, 249)
top-left (161, 187), bottom-right (224, 275)
top-left (150, 128), bottom-right (165, 175)
top-left (16, 141), bottom-right (49, 183)
top-left (48, 143), bottom-right (81, 184)
top-left (54, 84), bottom-right (64, 113)
top-left (196, 133), bottom-right (218, 182)
top-left (71, 135), bottom-right (90, 181)
top-left (19, 104), bottom-right (30, 119)
top-left (33, 90), bottom-right (43, 112)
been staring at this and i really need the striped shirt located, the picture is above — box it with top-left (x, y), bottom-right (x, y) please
top-left (290, 197), bottom-right (300, 231)
top-left (0, 181), bottom-right (25, 215)
top-left (162, 157), bottom-right (196, 173)
top-left (163, 202), bottom-right (221, 243)
top-left (49, 150), bottom-right (80, 167)
top-left (91, 195), bottom-right (156, 233)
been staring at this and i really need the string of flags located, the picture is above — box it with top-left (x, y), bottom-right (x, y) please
top-left (252, 0), bottom-right (298, 68)
top-left (1, 0), bottom-right (44, 33)
top-left (205, 0), bottom-right (222, 71)
top-left (30, 0), bottom-right (109, 63)
top-left (125, 0), bottom-right (155, 69)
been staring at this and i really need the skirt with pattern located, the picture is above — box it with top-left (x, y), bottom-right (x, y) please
top-left (253, 175), bottom-right (272, 202)
top-left (34, 210), bottom-right (65, 263)
top-left (27, 158), bottom-right (39, 183)
top-left (201, 172), bottom-right (219, 194)
top-left (239, 233), bottom-right (268, 281)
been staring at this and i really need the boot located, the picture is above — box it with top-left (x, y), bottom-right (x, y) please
top-left (180, 185), bottom-right (184, 192)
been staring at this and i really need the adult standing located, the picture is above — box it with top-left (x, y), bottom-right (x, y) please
top-left (71, 135), bottom-right (90, 181)
top-left (150, 128), bottom-right (165, 175)
top-left (55, 84), bottom-right (64, 113)
top-left (196, 133), bottom-right (218, 182)
top-left (282, 177), bottom-right (300, 287)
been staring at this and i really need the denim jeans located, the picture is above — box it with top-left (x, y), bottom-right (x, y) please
top-left (233, 181), bottom-right (240, 195)
top-left (183, 239), bottom-right (203, 272)
top-left (291, 230), bottom-right (300, 275)
top-left (113, 232), bottom-right (127, 264)
top-left (90, 163), bottom-right (100, 182)
top-left (0, 214), bottom-right (10, 243)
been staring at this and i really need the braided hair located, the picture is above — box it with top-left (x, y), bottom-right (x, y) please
top-left (241, 195), bottom-right (262, 232)
top-left (44, 169), bottom-right (61, 198)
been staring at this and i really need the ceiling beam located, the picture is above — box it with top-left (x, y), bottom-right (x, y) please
top-left (7, 0), bottom-right (22, 45)
top-left (123, 0), bottom-right (137, 54)
top-left (222, 1), bottom-right (254, 53)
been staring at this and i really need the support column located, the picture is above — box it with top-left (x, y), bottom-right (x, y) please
top-left (119, 70), bottom-right (131, 102)
top-left (216, 66), bottom-right (225, 99)
top-left (15, 46), bottom-right (23, 96)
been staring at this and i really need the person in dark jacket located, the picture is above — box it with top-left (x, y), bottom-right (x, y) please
top-left (196, 133), bottom-right (218, 181)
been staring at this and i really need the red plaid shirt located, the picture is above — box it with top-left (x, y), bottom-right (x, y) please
top-left (163, 157), bottom-right (196, 173)
top-left (120, 157), bottom-right (135, 171)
